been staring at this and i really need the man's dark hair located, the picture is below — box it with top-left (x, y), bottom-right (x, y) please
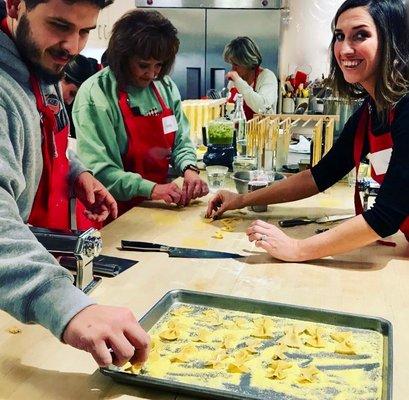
top-left (330, 0), bottom-right (409, 109)
top-left (106, 9), bottom-right (179, 87)
top-left (24, 0), bottom-right (113, 10)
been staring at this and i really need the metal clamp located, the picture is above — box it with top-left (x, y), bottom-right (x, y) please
top-left (357, 178), bottom-right (380, 211)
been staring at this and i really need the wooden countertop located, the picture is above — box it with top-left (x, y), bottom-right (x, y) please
top-left (1, 183), bottom-right (408, 399)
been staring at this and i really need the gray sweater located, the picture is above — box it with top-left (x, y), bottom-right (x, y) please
top-left (0, 26), bottom-right (95, 338)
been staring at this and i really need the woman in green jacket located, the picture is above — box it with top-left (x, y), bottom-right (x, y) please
top-left (73, 10), bottom-right (208, 216)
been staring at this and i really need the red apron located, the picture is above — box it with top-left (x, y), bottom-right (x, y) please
top-left (115, 83), bottom-right (176, 216)
top-left (1, 18), bottom-right (71, 230)
top-left (353, 103), bottom-right (409, 241)
top-left (227, 67), bottom-right (261, 120)
top-left (28, 76), bottom-right (71, 230)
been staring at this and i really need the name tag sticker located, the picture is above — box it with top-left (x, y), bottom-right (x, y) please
top-left (162, 115), bottom-right (178, 134)
top-left (368, 148), bottom-right (392, 176)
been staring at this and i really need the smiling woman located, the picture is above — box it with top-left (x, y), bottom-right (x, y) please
top-left (330, 0), bottom-right (409, 109)
top-left (206, 0), bottom-right (409, 263)
top-left (333, 10), bottom-right (380, 96)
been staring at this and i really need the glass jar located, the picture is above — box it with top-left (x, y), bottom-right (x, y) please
top-left (207, 118), bottom-right (234, 146)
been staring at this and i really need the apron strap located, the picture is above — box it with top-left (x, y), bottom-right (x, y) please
top-left (253, 66), bottom-right (262, 90)
top-left (0, 17), bottom-right (12, 37)
top-left (150, 82), bottom-right (169, 112)
top-left (353, 102), bottom-right (370, 215)
top-left (29, 75), bottom-right (58, 159)
top-left (119, 83), bottom-right (169, 116)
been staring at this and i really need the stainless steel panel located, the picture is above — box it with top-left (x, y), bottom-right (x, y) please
top-left (101, 289), bottom-right (393, 400)
top-left (206, 9), bottom-right (280, 95)
top-left (135, 0), bottom-right (282, 9)
top-left (151, 8), bottom-right (280, 99)
top-left (157, 9), bottom-right (206, 99)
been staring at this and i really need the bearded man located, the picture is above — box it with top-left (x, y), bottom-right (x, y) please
top-left (0, 0), bottom-right (149, 368)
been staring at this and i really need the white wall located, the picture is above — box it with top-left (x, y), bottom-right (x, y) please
top-left (279, 0), bottom-right (344, 82)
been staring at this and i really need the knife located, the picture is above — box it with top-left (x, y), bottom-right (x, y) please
top-left (121, 240), bottom-right (243, 259)
top-left (279, 214), bottom-right (355, 228)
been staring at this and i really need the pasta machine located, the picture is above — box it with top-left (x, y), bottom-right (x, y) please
top-left (30, 226), bottom-right (102, 294)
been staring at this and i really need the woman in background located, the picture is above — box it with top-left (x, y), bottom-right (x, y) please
top-left (224, 36), bottom-right (278, 118)
top-left (61, 54), bottom-right (101, 138)
top-left (207, 0), bottom-right (409, 262)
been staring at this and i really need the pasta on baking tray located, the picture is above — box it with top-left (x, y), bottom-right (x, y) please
top-left (123, 303), bottom-right (384, 400)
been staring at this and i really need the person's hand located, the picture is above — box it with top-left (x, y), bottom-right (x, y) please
top-left (205, 190), bottom-right (243, 218)
top-left (246, 220), bottom-right (303, 261)
top-left (226, 71), bottom-right (240, 82)
top-left (151, 182), bottom-right (182, 205)
top-left (181, 170), bottom-right (209, 206)
top-left (74, 172), bottom-right (118, 222)
top-left (63, 304), bottom-right (150, 367)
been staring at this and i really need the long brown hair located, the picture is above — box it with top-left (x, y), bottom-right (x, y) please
top-left (329, 0), bottom-right (409, 110)
top-left (106, 9), bottom-right (179, 87)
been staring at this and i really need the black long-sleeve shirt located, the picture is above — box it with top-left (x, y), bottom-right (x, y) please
top-left (311, 95), bottom-right (409, 238)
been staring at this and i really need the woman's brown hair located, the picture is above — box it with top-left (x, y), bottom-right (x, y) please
top-left (106, 9), bottom-right (179, 87)
top-left (329, 0), bottom-right (409, 110)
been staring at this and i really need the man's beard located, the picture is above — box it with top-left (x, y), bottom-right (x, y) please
top-left (15, 14), bottom-right (73, 84)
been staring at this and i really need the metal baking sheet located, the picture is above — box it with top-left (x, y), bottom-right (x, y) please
top-left (100, 289), bottom-right (392, 399)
